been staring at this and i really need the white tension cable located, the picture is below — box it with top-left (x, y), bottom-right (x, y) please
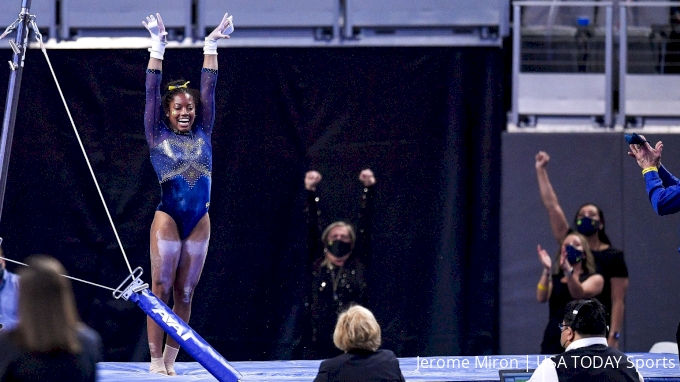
top-left (1, 256), bottom-right (116, 291)
top-left (30, 21), bottom-right (135, 278)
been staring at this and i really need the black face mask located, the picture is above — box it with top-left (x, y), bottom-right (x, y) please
top-left (575, 216), bottom-right (600, 237)
top-left (326, 240), bottom-right (352, 258)
top-left (565, 245), bottom-right (583, 265)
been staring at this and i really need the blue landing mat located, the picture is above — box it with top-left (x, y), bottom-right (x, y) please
top-left (99, 353), bottom-right (680, 381)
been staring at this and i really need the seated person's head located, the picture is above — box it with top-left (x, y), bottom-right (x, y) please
top-left (17, 255), bottom-right (82, 353)
top-left (560, 298), bottom-right (607, 348)
top-left (322, 221), bottom-right (356, 267)
top-left (333, 305), bottom-right (381, 352)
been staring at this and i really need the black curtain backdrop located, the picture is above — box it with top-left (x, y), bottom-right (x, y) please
top-left (0, 47), bottom-right (502, 361)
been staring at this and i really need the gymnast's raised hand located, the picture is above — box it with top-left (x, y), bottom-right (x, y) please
top-left (203, 13), bottom-right (234, 56)
top-left (143, 13), bottom-right (168, 60)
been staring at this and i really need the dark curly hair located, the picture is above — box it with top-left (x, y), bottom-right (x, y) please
top-left (162, 79), bottom-right (201, 121)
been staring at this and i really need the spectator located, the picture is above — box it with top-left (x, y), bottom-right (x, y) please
top-left (536, 232), bottom-right (604, 354)
top-left (0, 255), bottom-right (102, 381)
top-left (301, 169), bottom-right (376, 360)
top-left (535, 151), bottom-right (629, 348)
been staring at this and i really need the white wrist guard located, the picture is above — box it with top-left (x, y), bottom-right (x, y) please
top-left (149, 40), bottom-right (168, 60)
top-left (203, 38), bottom-right (218, 55)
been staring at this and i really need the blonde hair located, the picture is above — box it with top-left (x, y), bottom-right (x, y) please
top-left (333, 305), bottom-right (381, 352)
top-left (16, 255), bottom-right (82, 353)
top-left (321, 221), bottom-right (356, 246)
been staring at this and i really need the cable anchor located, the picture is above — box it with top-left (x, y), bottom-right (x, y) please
top-left (0, 17), bottom-right (20, 40)
top-left (112, 267), bottom-right (147, 301)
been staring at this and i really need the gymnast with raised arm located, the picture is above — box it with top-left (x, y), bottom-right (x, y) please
top-left (142, 11), bottom-right (233, 375)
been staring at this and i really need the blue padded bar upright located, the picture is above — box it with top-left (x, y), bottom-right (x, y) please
top-left (129, 289), bottom-right (241, 382)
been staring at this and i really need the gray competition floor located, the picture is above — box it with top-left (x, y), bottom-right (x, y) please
top-left (99, 353), bottom-right (680, 381)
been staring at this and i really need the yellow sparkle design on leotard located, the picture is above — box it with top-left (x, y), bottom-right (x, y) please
top-left (157, 137), bottom-right (211, 189)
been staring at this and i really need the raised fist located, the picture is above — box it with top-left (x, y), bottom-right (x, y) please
top-left (359, 169), bottom-right (376, 187)
top-left (535, 151), bottom-right (550, 170)
top-left (305, 171), bottom-right (322, 191)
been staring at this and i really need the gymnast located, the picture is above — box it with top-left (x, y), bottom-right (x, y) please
top-left (142, 11), bottom-right (233, 375)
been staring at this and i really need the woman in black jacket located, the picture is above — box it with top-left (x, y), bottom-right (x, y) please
top-left (303, 169), bottom-right (376, 360)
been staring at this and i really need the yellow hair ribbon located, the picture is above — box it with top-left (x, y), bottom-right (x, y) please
top-left (168, 81), bottom-right (190, 91)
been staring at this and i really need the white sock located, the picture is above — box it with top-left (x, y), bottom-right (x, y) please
top-left (163, 345), bottom-right (180, 376)
top-left (150, 357), bottom-right (167, 374)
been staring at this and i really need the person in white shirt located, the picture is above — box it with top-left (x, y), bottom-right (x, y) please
top-left (529, 299), bottom-right (644, 382)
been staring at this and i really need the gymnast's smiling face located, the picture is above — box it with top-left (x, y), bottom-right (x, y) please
top-left (167, 93), bottom-right (196, 133)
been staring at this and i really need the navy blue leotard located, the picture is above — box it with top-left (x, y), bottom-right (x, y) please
top-left (145, 68), bottom-right (217, 239)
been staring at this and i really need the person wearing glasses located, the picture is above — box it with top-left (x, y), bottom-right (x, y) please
top-left (536, 232), bottom-right (604, 354)
top-left (528, 299), bottom-right (644, 382)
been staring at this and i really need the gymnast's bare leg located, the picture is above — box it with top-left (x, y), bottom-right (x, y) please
top-left (165, 213), bottom-right (210, 375)
top-left (147, 212), bottom-right (210, 375)
top-left (148, 211), bottom-right (181, 374)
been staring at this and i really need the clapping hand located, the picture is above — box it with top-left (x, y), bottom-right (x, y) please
top-left (628, 134), bottom-right (663, 169)
top-left (537, 244), bottom-right (552, 270)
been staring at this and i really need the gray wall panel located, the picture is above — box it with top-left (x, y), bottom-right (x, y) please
top-left (500, 132), bottom-right (680, 355)
top-left (198, 0), bottom-right (338, 28)
top-left (346, 0), bottom-right (503, 27)
top-left (622, 134), bottom-right (680, 353)
top-left (61, 0), bottom-right (192, 39)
